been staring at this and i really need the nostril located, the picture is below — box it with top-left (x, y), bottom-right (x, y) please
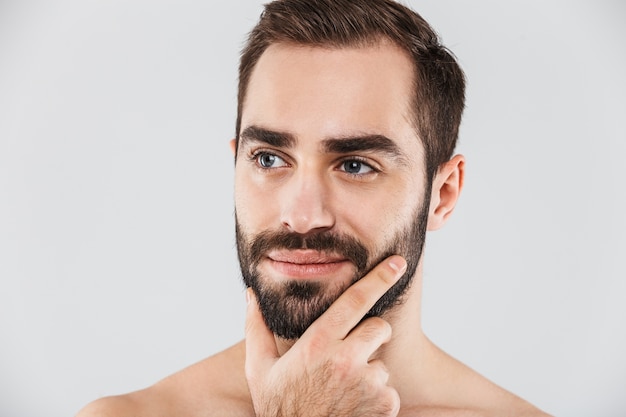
top-left (279, 175), bottom-right (335, 234)
top-left (280, 207), bottom-right (334, 235)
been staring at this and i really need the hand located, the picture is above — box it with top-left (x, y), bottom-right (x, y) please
top-left (244, 255), bottom-right (407, 417)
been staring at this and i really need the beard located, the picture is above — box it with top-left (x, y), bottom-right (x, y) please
top-left (236, 198), bottom-right (430, 340)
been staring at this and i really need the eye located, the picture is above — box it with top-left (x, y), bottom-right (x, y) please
top-left (255, 151), bottom-right (288, 169)
top-left (339, 159), bottom-right (375, 175)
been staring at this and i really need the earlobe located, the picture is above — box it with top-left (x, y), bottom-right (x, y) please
top-left (427, 154), bottom-right (465, 231)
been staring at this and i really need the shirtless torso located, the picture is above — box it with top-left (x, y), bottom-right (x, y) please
top-left (77, 339), bottom-right (550, 417)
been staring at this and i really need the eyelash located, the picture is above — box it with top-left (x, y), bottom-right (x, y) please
top-left (339, 156), bottom-right (379, 177)
top-left (248, 149), bottom-right (289, 168)
top-left (247, 149), bottom-right (380, 177)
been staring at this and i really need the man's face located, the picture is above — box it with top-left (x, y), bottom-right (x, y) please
top-left (234, 42), bottom-right (431, 339)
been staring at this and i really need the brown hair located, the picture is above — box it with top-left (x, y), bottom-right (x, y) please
top-left (236, 0), bottom-right (466, 179)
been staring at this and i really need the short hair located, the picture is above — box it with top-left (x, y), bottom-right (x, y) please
top-left (236, 0), bottom-right (466, 179)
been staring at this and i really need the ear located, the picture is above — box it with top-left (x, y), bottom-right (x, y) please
top-left (229, 138), bottom-right (237, 156)
top-left (427, 154), bottom-right (465, 231)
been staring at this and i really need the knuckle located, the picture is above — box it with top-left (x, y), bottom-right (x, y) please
top-left (368, 358), bottom-right (389, 375)
top-left (345, 285), bottom-right (369, 310)
top-left (301, 330), bottom-right (333, 359)
top-left (321, 287), bottom-right (367, 328)
top-left (374, 263), bottom-right (398, 286)
top-left (325, 351), bottom-right (356, 378)
top-left (363, 316), bottom-right (390, 331)
top-left (323, 304), bottom-right (350, 328)
top-left (356, 317), bottom-right (391, 342)
top-left (378, 387), bottom-right (401, 416)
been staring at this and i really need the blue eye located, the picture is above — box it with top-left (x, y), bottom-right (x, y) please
top-left (341, 159), bottom-right (374, 175)
top-left (256, 152), bottom-right (287, 168)
top-left (259, 153), bottom-right (275, 167)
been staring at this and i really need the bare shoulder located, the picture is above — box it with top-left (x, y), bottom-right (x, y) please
top-left (399, 392), bottom-right (553, 417)
top-left (75, 340), bottom-right (253, 417)
top-left (399, 405), bottom-right (553, 417)
top-left (450, 368), bottom-right (554, 417)
top-left (75, 393), bottom-right (147, 417)
top-left (467, 371), bottom-right (554, 417)
top-left (403, 344), bottom-right (554, 417)
top-left (398, 400), bottom-right (553, 417)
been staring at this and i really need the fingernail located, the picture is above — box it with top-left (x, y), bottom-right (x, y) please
top-left (389, 257), bottom-right (407, 274)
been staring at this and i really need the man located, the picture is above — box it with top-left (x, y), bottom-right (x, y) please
top-left (78, 0), bottom-right (552, 416)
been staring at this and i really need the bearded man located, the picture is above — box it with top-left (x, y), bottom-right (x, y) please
top-left (77, 1), bottom-right (552, 416)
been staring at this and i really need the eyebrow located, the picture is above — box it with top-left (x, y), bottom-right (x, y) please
top-left (321, 135), bottom-right (404, 160)
top-left (239, 126), bottom-right (295, 148)
top-left (240, 125), bottom-right (409, 164)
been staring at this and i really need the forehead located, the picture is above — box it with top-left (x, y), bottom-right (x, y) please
top-left (241, 41), bottom-right (421, 156)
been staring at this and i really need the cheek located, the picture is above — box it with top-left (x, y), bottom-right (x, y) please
top-left (234, 173), bottom-right (277, 231)
top-left (337, 187), bottom-right (416, 246)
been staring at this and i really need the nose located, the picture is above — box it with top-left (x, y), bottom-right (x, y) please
top-left (280, 170), bottom-right (335, 234)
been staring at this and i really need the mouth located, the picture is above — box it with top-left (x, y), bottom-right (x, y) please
top-left (264, 249), bottom-right (354, 281)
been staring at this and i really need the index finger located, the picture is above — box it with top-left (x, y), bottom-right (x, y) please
top-left (305, 255), bottom-right (406, 341)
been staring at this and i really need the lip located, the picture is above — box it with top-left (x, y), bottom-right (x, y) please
top-left (264, 249), bottom-right (353, 281)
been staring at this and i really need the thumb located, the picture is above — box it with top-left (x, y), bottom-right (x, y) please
top-left (244, 288), bottom-right (279, 375)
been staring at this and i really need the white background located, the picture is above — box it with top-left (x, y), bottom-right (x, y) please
top-left (1, 1), bottom-right (625, 416)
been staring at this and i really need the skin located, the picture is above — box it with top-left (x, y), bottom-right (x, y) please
top-left (76, 42), bottom-right (552, 417)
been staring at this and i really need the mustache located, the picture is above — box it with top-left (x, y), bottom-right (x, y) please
top-left (248, 230), bottom-right (369, 271)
